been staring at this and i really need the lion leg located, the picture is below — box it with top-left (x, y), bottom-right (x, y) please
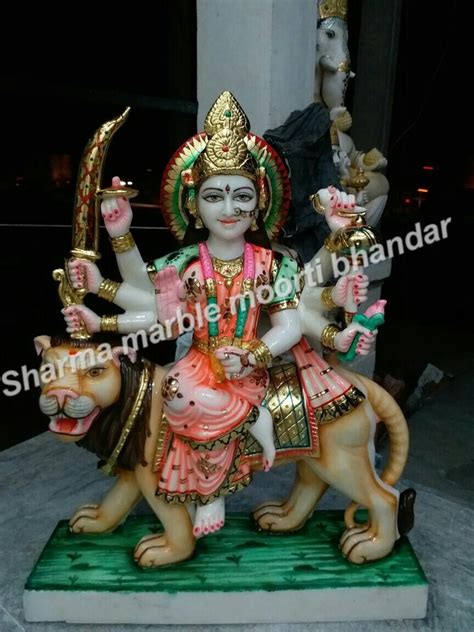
top-left (253, 460), bottom-right (328, 532)
top-left (132, 476), bottom-right (195, 568)
top-left (132, 368), bottom-right (195, 568)
top-left (69, 470), bottom-right (142, 534)
top-left (308, 450), bottom-right (399, 564)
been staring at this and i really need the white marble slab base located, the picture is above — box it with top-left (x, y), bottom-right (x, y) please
top-left (24, 583), bottom-right (428, 625)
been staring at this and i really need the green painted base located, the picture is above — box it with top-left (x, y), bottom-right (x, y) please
top-left (24, 511), bottom-right (428, 624)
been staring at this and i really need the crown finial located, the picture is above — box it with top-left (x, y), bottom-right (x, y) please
top-left (203, 90), bottom-right (250, 136)
top-left (319, 0), bottom-right (348, 21)
top-left (192, 91), bottom-right (258, 183)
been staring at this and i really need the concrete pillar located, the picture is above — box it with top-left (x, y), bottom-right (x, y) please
top-left (197, 0), bottom-right (317, 136)
top-left (348, 0), bottom-right (401, 376)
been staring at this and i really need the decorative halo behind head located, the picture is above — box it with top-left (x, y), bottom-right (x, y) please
top-left (160, 91), bottom-right (291, 242)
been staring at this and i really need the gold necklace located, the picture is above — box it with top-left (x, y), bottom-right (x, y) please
top-left (212, 255), bottom-right (243, 288)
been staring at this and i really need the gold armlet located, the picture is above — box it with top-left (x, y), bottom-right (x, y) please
top-left (97, 279), bottom-right (121, 302)
top-left (321, 286), bottom-right (338, 310)
top-left (248, 339), bottom-right (273, 368)
top-left (100, 315), bottom-right (119, 333)
top-left (110, 232), bottom-right (135, 253)
top-left (321, 324), bottom-right (341, 350)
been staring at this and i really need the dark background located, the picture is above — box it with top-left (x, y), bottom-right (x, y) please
top-left (0, 1), bottom-right (470, 449)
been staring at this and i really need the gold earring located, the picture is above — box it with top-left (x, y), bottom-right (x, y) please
top-left (251, 214), bottom-right (259, 231)
top-left (185, 188), bottom-right (203, 228)
top-left (257, 167), bottom-right (268, 211)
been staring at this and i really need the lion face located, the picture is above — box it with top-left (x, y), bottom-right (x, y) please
top-left (35, 336), bottom-right (132, 441)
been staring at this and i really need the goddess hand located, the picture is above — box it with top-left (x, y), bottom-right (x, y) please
top-left (101, 176), bottom-right (133, 238)
top-left (314, 185), bottom-right (365, 231)
top-left (62, 305), bottom-right (101, 334)
top-left (215, 346), bottom-right (257, 380)
top-left (155, 266), bottom-right (186, 325)
top-left (334, 322), bottom-right (377, 356)
top-left (332, 273), bottom-right (369, 309)
top-left (67, 259), bottom-right (103, 294)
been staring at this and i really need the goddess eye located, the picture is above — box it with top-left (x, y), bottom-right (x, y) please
top-left (235, 194), bottom-right (252, 203)
top-left (203, 194), bottom-right (222, 203)
top-left (87, 367), bottom-right (105, 378)
top-left (326, 30), bottom-right (335, 39)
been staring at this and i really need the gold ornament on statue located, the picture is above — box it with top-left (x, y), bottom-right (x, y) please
top-left (162, 91), bottom-right (291, 242)
top-left (348, 168), bottom-right (370, 193)
top-left (321, 324), bottom-right (341, 350)
top-left (192, 91), bottom-right (261, 184)
top-left (110, 232), bottom-right (136, 254)
top-left (319, 0), bottom-right (348, 21)
top-left (179, 92), bottom-right (270, 228)
top-left (194, 214), bottom-right (203, 230)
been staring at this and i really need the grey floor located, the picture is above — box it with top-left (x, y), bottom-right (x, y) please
top-left (1, 365), bottom-right (473, 631)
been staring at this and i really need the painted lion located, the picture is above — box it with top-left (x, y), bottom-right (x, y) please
top-left (35, 333), bottom-right (413, 568)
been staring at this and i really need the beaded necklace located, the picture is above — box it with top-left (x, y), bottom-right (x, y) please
top-left (199, 241), bottom-right (255, 380)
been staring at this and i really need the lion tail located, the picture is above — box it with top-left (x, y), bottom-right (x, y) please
top-left (357, 373), bottom-right (409, 486)
top-left (344, 373), bottom-right (409, 530)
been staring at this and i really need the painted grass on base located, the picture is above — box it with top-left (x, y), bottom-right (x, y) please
top-left (25, 511), bottom-right (427, 594)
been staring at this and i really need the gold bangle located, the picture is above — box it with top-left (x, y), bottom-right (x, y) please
top-left (310, 192), bottom-right (326, 215)
top-left (110, 232), bottom-right (135, 253)
top-left (97, 278), bottom-right (121, 302)
top-left (248, 339), bottom-right (273, 368)
top-left (321, 286), bottom-right (338, 310)
top-left (100, 315), bottom-right (119, 333)
top-left (321, 324), bottom-right (341, 350)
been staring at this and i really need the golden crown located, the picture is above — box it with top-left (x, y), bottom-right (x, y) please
top-left (319, 0), bottom-right (348, 21)
top-left (188, 91), bottom-right (259, 185)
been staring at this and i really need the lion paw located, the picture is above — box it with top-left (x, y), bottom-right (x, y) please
top-left (340, 526), bottom-right (396, 564)
top-left (69, 504), bottom-right (115, 534)
top-left (133, 534), bottom-right (194, 568)
top-left (253, 503), bottom-right (309, 533)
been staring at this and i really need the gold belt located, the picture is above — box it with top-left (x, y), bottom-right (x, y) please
top-left (192, 336), bottom-right (254, 354)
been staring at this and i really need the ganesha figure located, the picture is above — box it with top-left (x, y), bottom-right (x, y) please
top-left (38, 92), bottom-right (411, 568)
top-left (330, 106), bottom-right (389, 226)
top-left (314, 0), bottom-right (389, 227)
top-left (314, 0), bottom-right (354, 110)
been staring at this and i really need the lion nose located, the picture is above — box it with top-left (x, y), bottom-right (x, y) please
top-left (46, 388), bottom-right (79, 408)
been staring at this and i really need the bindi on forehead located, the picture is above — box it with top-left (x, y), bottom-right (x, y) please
top-left (225, 184), bottom-right (230, 193)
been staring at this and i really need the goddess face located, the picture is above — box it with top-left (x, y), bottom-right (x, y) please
top-left (197, 175), bottom-right (257, 241)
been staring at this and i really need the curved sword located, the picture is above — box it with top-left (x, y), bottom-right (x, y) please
top-left (53, 107), bottom-right (133, 339)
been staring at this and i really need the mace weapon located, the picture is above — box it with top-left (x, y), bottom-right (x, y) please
top-left (53, 107), bottom-right (137, 339)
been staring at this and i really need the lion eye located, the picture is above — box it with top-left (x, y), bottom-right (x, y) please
top-left (87, 367), bottom-right (105, 378)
